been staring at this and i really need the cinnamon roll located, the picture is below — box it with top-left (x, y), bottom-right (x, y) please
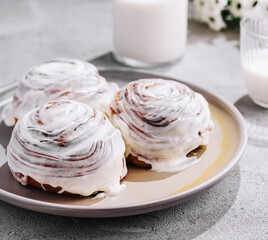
top-left (4, 58), bottom-right (118, 126)
top-left (109, 79), bottom-right (213, 173)
top-left (7, 100), bottom-right (127, 197)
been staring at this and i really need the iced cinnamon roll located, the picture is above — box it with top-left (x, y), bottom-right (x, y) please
top-left (4, 58), bottom-right (118, 126)
top-left (7, 100), bottom-right (127, 197)
top-left (109, 79), bottom-right (213, 173)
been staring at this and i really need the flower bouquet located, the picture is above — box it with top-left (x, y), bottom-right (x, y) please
top-left (191, 0), bottom-right (268, 31)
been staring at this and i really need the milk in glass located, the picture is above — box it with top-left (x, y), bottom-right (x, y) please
top-left (113, 0), bottom-right (188, 66)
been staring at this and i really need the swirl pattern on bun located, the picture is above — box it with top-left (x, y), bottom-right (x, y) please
top-left (5, 58), bottom-right (118, 126)
top-left (7, 100), bottom-right (127, 197)
top-left (109, 79), bottom-right (213, 173)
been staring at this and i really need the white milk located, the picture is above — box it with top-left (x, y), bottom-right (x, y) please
top-left (242, 53), bottom-right (268, 106)
top-left (113, 0), bottom-right (188, 64)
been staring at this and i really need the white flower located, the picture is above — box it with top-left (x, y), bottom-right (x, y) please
top-left (256, 0), bottom-right (268, 14)
top-left (212, 0), bottom-right (229, 10)
top-left (228, 0), bottom-right (259, 18)
top-left (193, 0), bottom-right (207, 22)
top-left (193, 1), bottom-right (210, 23)
top-left (191, 0), bottom-right (267, 31)
top-left (207, 8), bottom-right (227, 31)
top-left (192, 0), bottom-right (228, 30)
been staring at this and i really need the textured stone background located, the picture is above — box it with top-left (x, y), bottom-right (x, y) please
top-left (0, 0), bottom-right (267, 239)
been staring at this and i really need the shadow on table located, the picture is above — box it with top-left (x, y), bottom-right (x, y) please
top-left (235, 94), bottom-right (264, 111)
top-left (89, 52), bottom-right (179, 74)
top-left (188, 19), bottom-right (239, 47)
top-left (235, 94), bottom-right (268, 148)
top-left (0, 122), bottom-right (13, 148)
top-left (0, 166), bottom-right (240, 240)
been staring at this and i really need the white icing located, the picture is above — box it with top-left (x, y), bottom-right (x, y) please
top-left (109, 79), bottom-right (213, 173)
top-left (7, 100), bottom-right (126, 197)
top-left (4, 58), bottom-right (118, 126)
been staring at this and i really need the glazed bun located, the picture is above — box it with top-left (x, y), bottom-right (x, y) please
top-left (5, 58), bottom-right (117, 126)
top-left (7, 100), bottom-right (127, 197)
top-left (109, 78), bottom-right (213, 173)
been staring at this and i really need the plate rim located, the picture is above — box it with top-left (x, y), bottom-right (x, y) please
top-left (0, 69), bottom-right (247, 217)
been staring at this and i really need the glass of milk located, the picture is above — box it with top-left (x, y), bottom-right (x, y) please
top-left (113, 0), bottom-right (188, 68)
top-left (240, 16), bottom-right (268, 108)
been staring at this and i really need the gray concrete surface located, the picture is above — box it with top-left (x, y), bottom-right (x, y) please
top-left (0, 0), bottom-right (267, 239)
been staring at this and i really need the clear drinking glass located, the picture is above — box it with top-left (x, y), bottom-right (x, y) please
top-left (238, 15), bottom-right (268, 147)
top-left (240, 16), bottom-right (268, 108)
top-left (112, 0), bottom-right (188, 68)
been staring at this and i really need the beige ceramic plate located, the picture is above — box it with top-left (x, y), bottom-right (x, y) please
top-left (0, 70), bottom-right (247, 218)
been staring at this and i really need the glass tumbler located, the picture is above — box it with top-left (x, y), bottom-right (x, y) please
top-left (113, 0), bottom-right (188, 68)
top-left (238, 15), bottom-right (268, 147)
top-left (240, 16), bottom-right (268, 108)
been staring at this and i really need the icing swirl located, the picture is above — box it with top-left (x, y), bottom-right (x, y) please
top-left (7, 100), bottom-right (126, 197)
top-left (5, 58), bottom-right (118, 126)
top-left (109, 79), bottom-right (213, 173)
